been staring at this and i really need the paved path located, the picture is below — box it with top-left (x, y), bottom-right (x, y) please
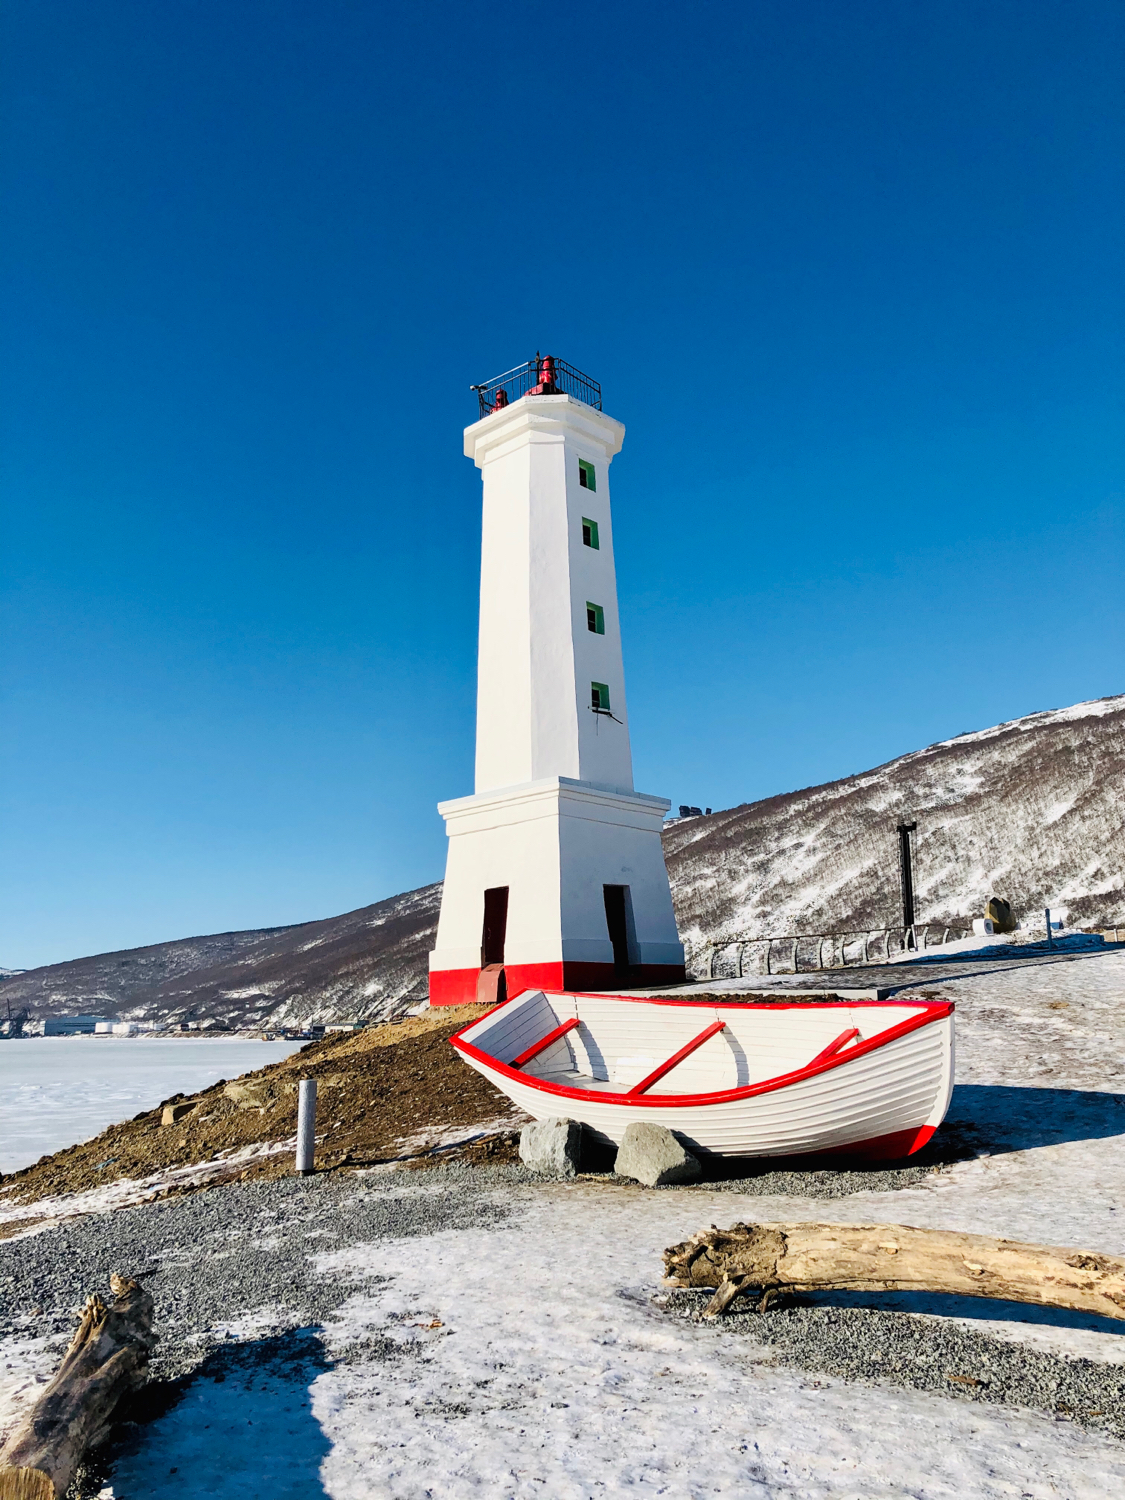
top-left (639, 937), bottom-right (1124, 998)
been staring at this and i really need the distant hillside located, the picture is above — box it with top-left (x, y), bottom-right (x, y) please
top-left (0, 886), bottom-right (440, 1031)
top-left (664, 693), bottom-right (1125, 953)
top-left (0, 922), bottom-right (301, 1020)
top-left (3, 695), bottom-right (1120, 1027)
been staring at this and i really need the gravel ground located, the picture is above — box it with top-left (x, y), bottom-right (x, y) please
top-left (5, 1153), bottom-right (1125, 1494)
top-left (664, 1288), bottom-right (1125, 1441)
top-left (0, 1165), bottom-right (520, 1384)
top-left (675, 1154), bottom-right (945, 1196)
top-left (0, 1151), bottom-right (945, 1369)
top-left (2, 1165), bottom-right (532, 1494)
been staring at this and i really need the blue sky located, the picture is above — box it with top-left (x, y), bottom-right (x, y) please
top-left (2, 0), bottom-right (1122, 968)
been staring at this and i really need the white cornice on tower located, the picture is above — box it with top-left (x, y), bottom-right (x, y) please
top-left (464, 393), bottom-right (626, 467)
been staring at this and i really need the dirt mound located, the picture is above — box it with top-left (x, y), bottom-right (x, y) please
top-left (0, 1007), bottom-right (523, 1209)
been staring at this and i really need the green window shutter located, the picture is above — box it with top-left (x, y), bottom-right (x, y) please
top-left (591, 681), bottom-right (610, 711)
top-left (581, 517), bottom-right (599, 549)
top-left (586, 602), bottom-right (604, 634)
top-left (579, 459), bottom-right (596, 491)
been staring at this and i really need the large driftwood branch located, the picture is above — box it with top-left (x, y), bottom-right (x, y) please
top-left (663, 1221), bottom-right (1125, 1320)
top-left (0, 1274), bottom-right (155, 1500)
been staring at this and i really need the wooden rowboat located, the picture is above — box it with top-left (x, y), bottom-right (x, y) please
top-left (450, 988), bottom-right (954, 1160)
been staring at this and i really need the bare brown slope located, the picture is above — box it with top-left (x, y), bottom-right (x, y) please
top-left (0, 1008), bottom-right (520, 1211)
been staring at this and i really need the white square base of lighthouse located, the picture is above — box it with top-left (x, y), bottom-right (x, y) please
top-left (428, 777), bottom-right (686, 1006)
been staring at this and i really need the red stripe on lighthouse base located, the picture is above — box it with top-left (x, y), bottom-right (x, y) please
top-left (428, 959), bottom-right (687, 1006)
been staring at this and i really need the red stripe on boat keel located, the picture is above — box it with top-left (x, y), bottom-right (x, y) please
top-left (820, 1123), bottom-right (938, 1161)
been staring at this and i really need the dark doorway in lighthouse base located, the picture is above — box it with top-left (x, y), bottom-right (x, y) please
top-left (603, 885), bottom-right (635, 978)
top-left (476, 886), bottom-right (510, 1005)
top-left (481, 886), bottom-right (509, 967)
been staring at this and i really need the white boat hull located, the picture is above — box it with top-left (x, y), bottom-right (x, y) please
top-left (451, 989), bottom-right (954, 1160)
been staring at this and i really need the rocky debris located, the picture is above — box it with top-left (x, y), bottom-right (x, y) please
top-left (222, 1081), bottom-right (268, 1110)
top-left (159, 1102), bottom-right (196, 1127)
top-left (614, 1123), bottom-right (702, 1187)
top-left (519, 1118), bottom-right (583, 1178)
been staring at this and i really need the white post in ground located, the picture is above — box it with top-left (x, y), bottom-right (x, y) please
top-left (295, 1078), bottom-right (317, 1175)
top-left (429, 359), bottom-right (685, 1005)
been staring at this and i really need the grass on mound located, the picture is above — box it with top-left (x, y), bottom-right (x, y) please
top-left (1, 1007), bottom-right (522, 1206)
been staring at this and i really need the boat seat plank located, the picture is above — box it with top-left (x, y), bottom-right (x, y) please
top-left (807, 1027), bottom-right (861, 1067)
top-left (627, 1019), bottom-right (727, 1096)
top-left (511, 1017), bottom-right (581, 1068)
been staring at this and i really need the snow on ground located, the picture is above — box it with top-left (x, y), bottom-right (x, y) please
top-left (0, 1330), bottom-right (60, 1448)
top-left (386, 1114), bottom-right (531, 1160)
top-left (106, 1173), bottom-right (1125, 1500)
top-left (923, 946), bottom-right (1125, 1093)
top-left (310, 1189), bottom-right (1125, 1500)
top-left (10, 949), bottom-right (1125, 1497)
top-left (0, 1037), bottom-right (303, 1174)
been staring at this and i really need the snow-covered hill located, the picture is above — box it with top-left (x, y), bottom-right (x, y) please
top-left (664, 694), bottom-right (1124, 952)
top-left (3, 695), bottom-right (1120, 1028)
top-left (0, 887), bottom-right (439, 1032)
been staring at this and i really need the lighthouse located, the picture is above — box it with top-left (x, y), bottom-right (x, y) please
top-left (428, 357), bottom-right (686, 1005)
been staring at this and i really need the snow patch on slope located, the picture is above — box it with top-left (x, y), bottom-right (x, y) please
top-left (666, 694), bottom-right (1125, 946)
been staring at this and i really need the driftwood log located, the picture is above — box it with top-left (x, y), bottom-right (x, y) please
top-left (0, 1274), bottom-right (155, 1500)
top-left (663, 1221), bottom-right (1125, 1320)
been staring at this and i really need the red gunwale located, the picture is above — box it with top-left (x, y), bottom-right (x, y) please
top-left (449, 990), bottom-right (954, 1109)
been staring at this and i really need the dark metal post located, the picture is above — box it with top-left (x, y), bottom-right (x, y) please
top-left (897, 822), bottom-right (918, 948)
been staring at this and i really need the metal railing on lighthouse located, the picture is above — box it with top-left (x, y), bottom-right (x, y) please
top-left (471, 354), bottom-right (602, 419)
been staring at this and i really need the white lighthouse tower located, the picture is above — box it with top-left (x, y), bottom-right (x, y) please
top-left (428, 357), bottom-right (685, 1005)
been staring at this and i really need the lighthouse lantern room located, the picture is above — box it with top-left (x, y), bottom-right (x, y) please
top-left (428, 357), bottom-right (686, 1005)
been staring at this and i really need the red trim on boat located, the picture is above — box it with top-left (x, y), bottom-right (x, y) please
top-left (510, 1016), bottom-right (581, 1068)
top-left (807, 1026), bottom-right (860, 1067)
top-left (627, 1019), bottom-right (727, 1095)
top-left (449, 991), bottom-right (953, 1109)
